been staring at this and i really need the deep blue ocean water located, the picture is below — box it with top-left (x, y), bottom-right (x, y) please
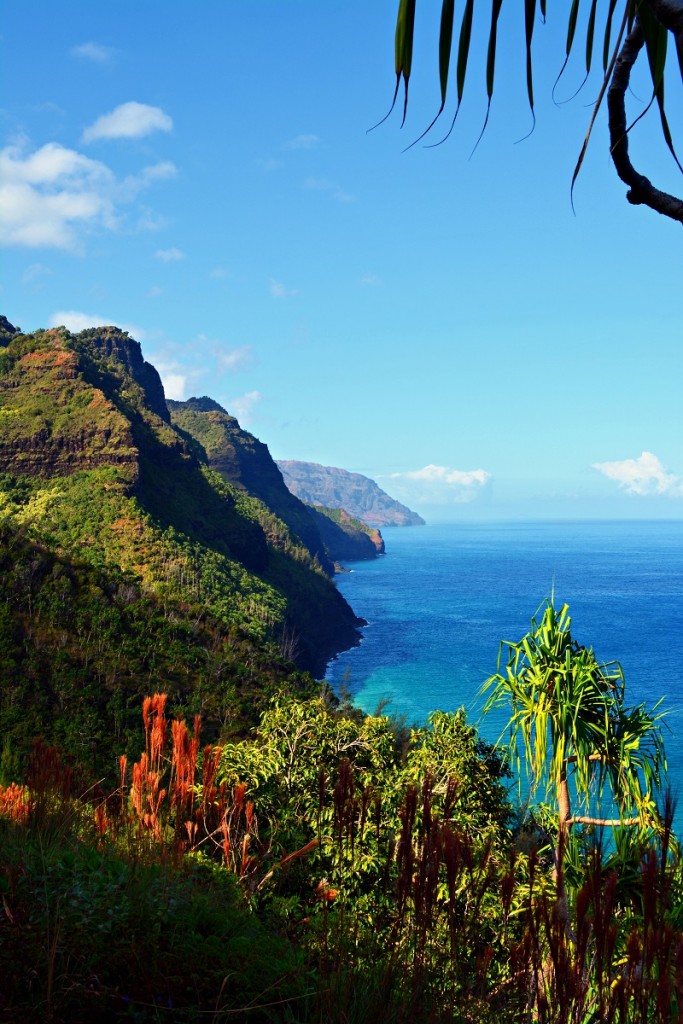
top-left (326, 520), bottom-right (683, 817)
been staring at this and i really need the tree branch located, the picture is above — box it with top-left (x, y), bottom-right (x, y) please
top-left (564, 752), bottom-right (604, 764)
top-left (607, 21), bottom-right (683, 223)
top-left (567, 815), bottom-right (641, 827)
top-left (644, 0), bottom-right (683, 71)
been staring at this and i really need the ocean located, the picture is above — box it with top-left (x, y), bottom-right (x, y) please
top-left (326, 520), bottom-right (683, 817)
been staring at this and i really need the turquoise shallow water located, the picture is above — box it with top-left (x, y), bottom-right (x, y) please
top-left (326, 520), bottom-right (683, 816)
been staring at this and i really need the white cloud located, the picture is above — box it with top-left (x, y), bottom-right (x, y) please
top-left (384, 464), bottom-right (492, 506)
top-left (286, 134), bottom-right (320, 150)
top-left (269, 278), bottom-right (298, 299)
top-left (1, 140), bottom-right (112, 187)
top-left (399, 465), bottom-right (491, 487)
top-left (83, 101), bottom-right (173, 143)
top-left (146, 286), bottom-right (163, 298)
top-left (29, 101), bottom-right (65, 116)
top-left (190, 334), bottom-right (254, 375)
top-left (115, 162), bottom-right (177, 206)
top-left (0, 142), bottom-right (114, 249)
top-left (304, 176), bottom-right (331, 190)
top-left (360, 273), bottom-right (382, 287)
top-left (218, 345), bottom-right (253, 372)
top-left (592, 451), bottom-right (683, 497)
top-left (47, 310), bottom-right (146, 339)
top-left (228, 390), bottom-right (262, 424)
top-left (123, 160), bottom-right (177, 190)
top-left (154, 246), bottom-right (184, 262)
top-left (71, 42), bottom-right (116, 63)
top-left (303, 176), bottom-right (355, 203)
top-left (256, 158), bottom-right (282, 172)
top-left (135, 207), bottom-right (167, 232)
top-left (0, 141), bottom-right (176, 251)
top-left (152, 354), bottom-right (203, 401)
top-left (159, 372), bottom-right (188, 401)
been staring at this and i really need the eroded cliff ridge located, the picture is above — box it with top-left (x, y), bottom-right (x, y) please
top-left (167, 397), bottom-right (333, 574)
top-left (167, 399), bottom-right (386, 567)
top-left (277, 460), bottom-right (425, 528)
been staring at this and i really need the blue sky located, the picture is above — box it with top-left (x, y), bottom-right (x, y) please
top-left (2, 2), bottom-right (682, 520)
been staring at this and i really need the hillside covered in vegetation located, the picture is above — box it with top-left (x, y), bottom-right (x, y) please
top-left (167, 397), bottom-right (383, 567)
top-left (0, 316), bottom-right (363, 772)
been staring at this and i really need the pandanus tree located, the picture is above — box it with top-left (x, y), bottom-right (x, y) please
top-left (482, 599), bottom-right (667, 855)
top-left (380, 0), bottom-right (683, 223)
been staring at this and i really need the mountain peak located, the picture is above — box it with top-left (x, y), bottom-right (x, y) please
top-left (74, 326), bottom-right (170, 423)
top-left (181, 396), bottom-right (230, 415)
top-left (0, 315), bottom-right (22, 343)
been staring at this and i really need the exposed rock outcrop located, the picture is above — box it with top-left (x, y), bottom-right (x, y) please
top-left (76, 326), bottom-right (170, 424)
top-left (0, 315), bottom-right (21, 343)
top-left (0, 329), bottom-right (139, 479)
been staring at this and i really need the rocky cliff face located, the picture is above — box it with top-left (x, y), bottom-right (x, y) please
top-left (77, 326), bottom-right (170, 424)
top-left (0, 328), bottom-right (140, 480)
top-left (0, 315), bottom-right (21, 342)
top-left (167, 397), bottom-right (334, 575)
top-left (277, 461), bottom-right (425, 527)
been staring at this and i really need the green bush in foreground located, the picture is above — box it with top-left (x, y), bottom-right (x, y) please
top-left (2, 681), bottom-right (682, 1023)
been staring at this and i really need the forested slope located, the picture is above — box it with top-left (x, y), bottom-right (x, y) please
top-left (0, 318), bottom-right (362, 772)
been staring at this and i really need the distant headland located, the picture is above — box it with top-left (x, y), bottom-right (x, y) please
top-left (276, 460), bottom-right (425, 528)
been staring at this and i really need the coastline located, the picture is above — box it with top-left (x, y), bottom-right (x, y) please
top-left (323, 520), bottom-right (683, 813)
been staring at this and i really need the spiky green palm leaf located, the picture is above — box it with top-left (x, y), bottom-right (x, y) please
top-left (482, 599), bottom-right (666, 829)
top-left (382, 0), bottom-right (683, 219)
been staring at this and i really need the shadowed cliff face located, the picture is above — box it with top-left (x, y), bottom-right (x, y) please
top-left (277, 460), bottom-right (425, 527)
top-left (164, 400), bottom-right (387, 567)
top-left (307, 505), bottom-right (385, 562)
top-left (0, 315), bottom-right (22, 343)
top-left (76, 326), bottom-right (170, 424)
top-left (167, 397), bottom-right (334, 575)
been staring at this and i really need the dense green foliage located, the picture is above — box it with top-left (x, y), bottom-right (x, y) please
top-left (0, 322), bottom-right (363, 775)
top-left (0, 693), bottom-right (512, 1022)
top-left (0, 514), bottom-right (316, 777)
top-left (2, 688), bottom-right (682, 1022)
top-left (0, 806), bottom-right (308, 1021)
top-left (484, 600), bottom-right (666, 834)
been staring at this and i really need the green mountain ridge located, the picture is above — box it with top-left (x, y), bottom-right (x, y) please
top-left (0, 317), bottom-right (363, 771)
top-left (166, 395), bottom-right (334, 574)
top-left (167, 396), bottom-right (385, 567)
